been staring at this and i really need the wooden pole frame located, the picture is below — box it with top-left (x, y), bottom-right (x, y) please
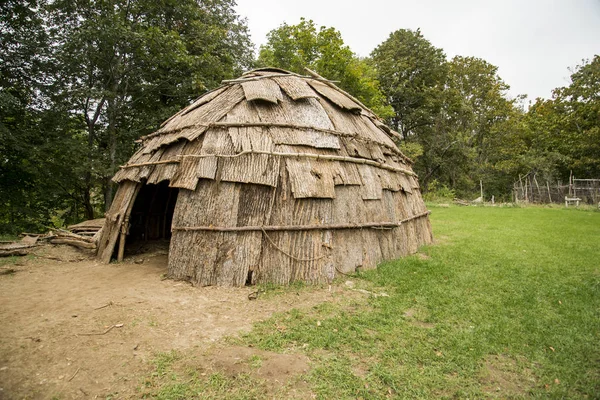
top-left (172, 211), bottom-right (430, 233)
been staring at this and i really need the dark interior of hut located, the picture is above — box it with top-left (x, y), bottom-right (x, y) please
top-left (124, 181), bottom-right (178, 256)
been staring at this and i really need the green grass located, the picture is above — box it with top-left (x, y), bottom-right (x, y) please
top-left (140, 350), bottom-right (274, 400)
top-left (0, 253), bottom-right (36, 268)
top-left (145, 205), bottom-right (600, 399)
top-left (0, 234), bottom-right (18, 241)
top-left (0, 235), bottom-right (20, 268)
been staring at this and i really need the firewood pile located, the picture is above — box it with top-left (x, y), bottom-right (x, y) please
top-left (0, 237), bottom-right (40, 257)
top-left (0, 219), bottom-right (104, 257)
top-left (67, 218), bottom-right (105, 238)
top-left (47, 228), bottom-right (100, 250)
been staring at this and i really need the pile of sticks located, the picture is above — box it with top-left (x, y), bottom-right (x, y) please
top-left (0, 234), bottom-right (40, 257)
top-left (0, 228), bottom-right (101, 257)
top-left (67, 218), bottom-right (104, 239)
top-left (48, 228), bottom-right (99, 250)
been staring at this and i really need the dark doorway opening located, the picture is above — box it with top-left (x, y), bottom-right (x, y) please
top-left (125, 181), bottom-right (178, 256)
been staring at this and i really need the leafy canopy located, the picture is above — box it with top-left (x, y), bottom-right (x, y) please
top-left (0, 0), bottom-right (253, 233)
top-left (371, 28), bottom-right (448, 138)
top-left (258, 18), bottom-right (392, 117)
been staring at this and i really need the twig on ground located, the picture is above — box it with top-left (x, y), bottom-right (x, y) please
top-left (93, 301), bottom-right (113, 310)
top-left (352, 288), bottom-right (390, 297)
top-left (67, 367), bottom-right (80, 382)
top-left (0, 250), bottom-right (28, 257)
top-left (77, 323), bottom-right (123, 336)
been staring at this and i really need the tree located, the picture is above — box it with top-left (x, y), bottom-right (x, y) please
top-left (372, 29), bottom-right (523, 197)
top-left (258, 19), bottom-right (392, 117)
top-left (552, 56), bottom-right (600, 177)
top-left (497, 98), bottom-right (565, 187)
top-left (0, 0), bottom-right (253, 233)
top-left (0, 0), bottom-right (63, 233)
top-left (371, 29), bottom-right (448, 139)
top-left (46, 0), bottom-right (253, 214)
top-left (444, 56), bottom-right (522, 196)
top-left (507, 56), bottom-right (600, 189)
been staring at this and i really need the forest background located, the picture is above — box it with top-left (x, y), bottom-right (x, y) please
top-left (1, 0), bottom-right (598, 234)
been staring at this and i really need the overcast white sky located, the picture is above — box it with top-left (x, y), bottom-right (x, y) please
top-left (235, 0), bottom-right (600, 102)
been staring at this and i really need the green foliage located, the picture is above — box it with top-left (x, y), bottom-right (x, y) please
top-left (422, 180), bottom-right (455, 201)
top-left (372, 30), bottom-right (526, 198)
top-left (0, 0), bottom-right (253, 233)
top-left (0, 0), bottom-right (86, 233)
top-left (47, 0), bottom-right (253, 209)
top-left (398, 141), bottom-right (423, 161)
top-left (370, 29), bottom-right (599, 199)
top-left (549, 56), bottom-right (600, 177)
top-left (258, 18), bottom-right (392, 117)
top-left (371, 29), bottom-right (448, 138)
top-left (439, 56), bottom-right (523, 198)
top-left (498, 98), bottom-right (566, 183)
top-left (499, 56), bottom-right (600, 186)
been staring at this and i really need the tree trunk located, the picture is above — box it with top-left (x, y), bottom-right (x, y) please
top-left (83, 188), bottom-right (94, 220)
top-left (84, 123), bottom-right (95, 219)
top-left (104, 178), bottom-right (114, 212)
top-left (104, 94), bottom-right (118, 211)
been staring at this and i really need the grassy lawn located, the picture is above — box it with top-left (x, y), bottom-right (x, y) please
top-left (145, 205), bottom-right (599, 399)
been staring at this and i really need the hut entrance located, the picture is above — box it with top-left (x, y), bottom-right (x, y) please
top-left (124, 181), bottom-right (178, 256)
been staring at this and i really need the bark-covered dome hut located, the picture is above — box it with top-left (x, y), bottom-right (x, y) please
top-left (97, 68), bottom-right (433, 286)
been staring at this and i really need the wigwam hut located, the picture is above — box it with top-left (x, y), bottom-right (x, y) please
top-left (97, 68), bottom-right (433, 286)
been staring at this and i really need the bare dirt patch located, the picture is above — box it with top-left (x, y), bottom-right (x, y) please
top-left (139, 344), bottom-right (314, 399)
top-left (0, 245), bottom-right (349, 399)
top-left (480, 354), bottom-right (537, 398)
top-left (209, 345), bottom-right (310, 386)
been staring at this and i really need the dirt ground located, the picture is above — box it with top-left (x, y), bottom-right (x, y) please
top-left (0, 244), bottom-right (344, 399)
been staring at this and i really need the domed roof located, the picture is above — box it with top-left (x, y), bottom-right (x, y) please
top-left (113, 68), bottom-right (419, 199)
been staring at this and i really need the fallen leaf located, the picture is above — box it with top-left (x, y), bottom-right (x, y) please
top-left (554, 378), bottom-right (560, 384)
top-left (549, 346), bottom-right (555, 352)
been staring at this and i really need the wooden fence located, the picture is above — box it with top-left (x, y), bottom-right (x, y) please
top-left (513, 174), bottom-right (600, 205)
